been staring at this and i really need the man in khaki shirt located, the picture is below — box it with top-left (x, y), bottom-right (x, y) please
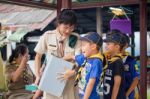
top-left (34, 9), bottom-right (81, 99)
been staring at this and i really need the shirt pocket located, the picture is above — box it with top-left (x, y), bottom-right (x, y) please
top-left (47, 44), bottom-right (58, 56)
top-left (48, 44), bottom-right (57, 50)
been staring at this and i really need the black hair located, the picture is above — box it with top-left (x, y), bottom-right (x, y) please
top-left (122, 33), bottom-right (130, 45)
top-left (109, 29), bottom-right (129, 45)
top-left (9, 44), bottom-right (28, 63)
top-left (57, 9), bottom-right (77, 26)
top-left (109, 29), bottom-right (122, 34)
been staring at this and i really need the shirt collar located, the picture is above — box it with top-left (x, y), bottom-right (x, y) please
top-left (55, 29), bottom-right (68, 42)
top-left (55, 29), bottom-right (62, 41)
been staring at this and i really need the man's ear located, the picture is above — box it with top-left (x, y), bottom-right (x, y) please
top-left (69, 34), bottom-right (78, 48)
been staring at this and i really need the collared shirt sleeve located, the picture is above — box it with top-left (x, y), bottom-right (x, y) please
top-left (34, 33), bottom-right (48, 55)
top-left (90, 59), bottom-right (102, 79)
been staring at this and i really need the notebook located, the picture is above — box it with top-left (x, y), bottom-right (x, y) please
top-left (38, 55), bottom-right (73, 97)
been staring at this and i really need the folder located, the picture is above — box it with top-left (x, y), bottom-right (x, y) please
top-left (38, 55), bottom-right (73, 97)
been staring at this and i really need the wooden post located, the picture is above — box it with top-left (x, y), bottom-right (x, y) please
top-left (140, 0), bottom-right (147, 99)
top-left (96, 8), bottom-right (102, 37)
top-left (62, 0), bottom-right (71, 9)
top-left (96, 8), bottom-right (103, 52)
top-left (57, 0), bottom-right (62, 19)
top-left (6, 30), bottom-right (12, 60)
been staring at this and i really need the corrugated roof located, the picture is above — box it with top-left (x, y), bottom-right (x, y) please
top-left (0, 3), bottom-right (56, 29)
top-left (0, 3), bottom-right (37, 13)
top-left (0, 10), bottom-right (53, 25)
top-left (0, 3), bottom-right (57, 44)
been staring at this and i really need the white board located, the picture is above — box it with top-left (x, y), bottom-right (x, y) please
top-left (38, 55), bottom-right (73, 97)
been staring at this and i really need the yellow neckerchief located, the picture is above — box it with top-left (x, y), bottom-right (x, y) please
top-left (122, 51), bottom-right (130, 56)
top-left (74, 52), bottom-right (103, 86)
top-left (121, 51), bottom-right (130, 63)
top-left (88, 52), bottom-right (104, 61)
top-left (108, 53), bottom-right (123, 63)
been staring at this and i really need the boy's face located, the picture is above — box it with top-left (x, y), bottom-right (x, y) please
top-left (81, 40), bottom-right (93, 57)
top-left (58, 23), bottom-right (75, 36)
top-left (105, 42), bottom-right (120, 55)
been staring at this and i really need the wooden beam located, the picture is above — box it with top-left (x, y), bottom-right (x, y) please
top-left (72, 0), bottom-right (139, 9)
top-left (0, 0), bottom-right (56, 10)
top-left (139, 0), bottom-right (147, 99)
top-left (57, 0), bottom-right (62, 18)
top-left (62, 0), bottom-right (71, 9)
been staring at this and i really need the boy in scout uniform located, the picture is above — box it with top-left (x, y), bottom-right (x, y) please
top-left (34, 9), bottom-right (81, 99)
top-left (121, 33), bottom-right (139, 99)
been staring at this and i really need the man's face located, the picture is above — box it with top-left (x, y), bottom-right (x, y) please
top-left (58, 23), bottom-right (75, 36)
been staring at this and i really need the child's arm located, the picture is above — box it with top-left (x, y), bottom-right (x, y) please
top-left (126, 60), bottom-right (139, 97)
top-left (84, 78), bottom-right (96, 99)
top-left (126, 77), bottom-right (139, 97)
top-left (58, 54), bottom-right (86, 80)
top-left (111, 75), bottom-right (121, 99)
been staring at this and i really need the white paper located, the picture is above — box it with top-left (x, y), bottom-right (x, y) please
top-left (38, 55), bottom-right (73, 97)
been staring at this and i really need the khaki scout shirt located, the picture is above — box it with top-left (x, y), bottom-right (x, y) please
top-left (34, 29), bottom-right (81, 99)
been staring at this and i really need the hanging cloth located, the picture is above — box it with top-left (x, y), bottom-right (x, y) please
top-left (109, 7), bottom-right (132, 34)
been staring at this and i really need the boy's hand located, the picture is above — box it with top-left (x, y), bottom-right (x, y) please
top-left (57, 67), bottom-right (75, 81)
